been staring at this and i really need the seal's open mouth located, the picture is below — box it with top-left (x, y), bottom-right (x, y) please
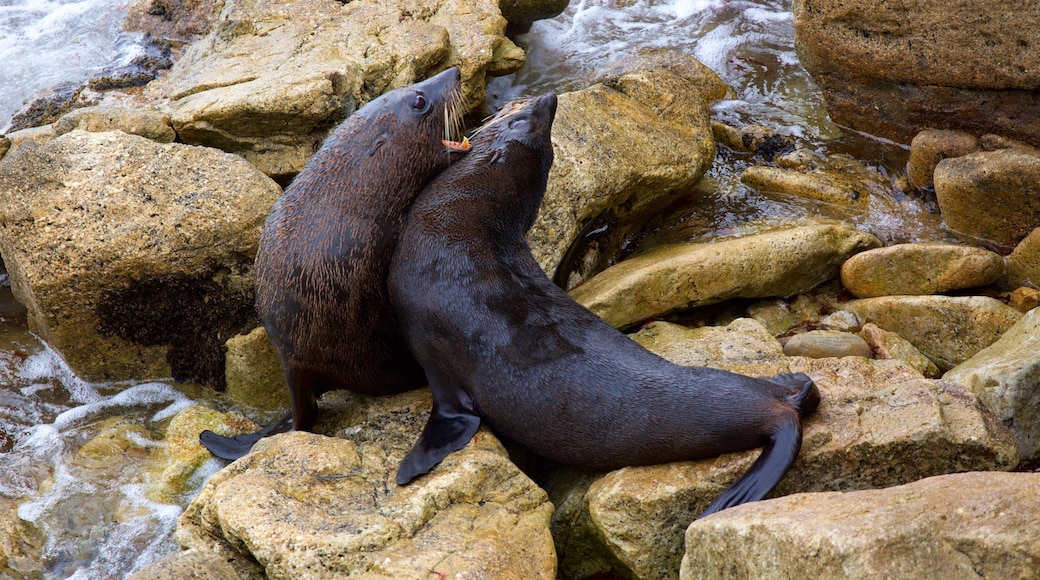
top-left (442, 136), bottom-right (471, 151)
top-left (442, 92), bottom-right (471, 152)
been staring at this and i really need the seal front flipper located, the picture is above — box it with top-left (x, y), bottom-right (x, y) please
top-left (396, 385), bottom-right (480, 485)
top-left (199, 411), bottom-right (293, 460)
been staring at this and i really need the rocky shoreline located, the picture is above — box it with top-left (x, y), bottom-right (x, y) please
top-left (1, 0), bottom-right (1039, 578)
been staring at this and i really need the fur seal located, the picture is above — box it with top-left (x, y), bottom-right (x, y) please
top-left (387, 93), bottom-right (820, 517)
top-left (200, 67), bottom-right (470, 460)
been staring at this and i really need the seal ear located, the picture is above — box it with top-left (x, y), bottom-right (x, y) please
top-left (396, 383), bottom-right (481, 485)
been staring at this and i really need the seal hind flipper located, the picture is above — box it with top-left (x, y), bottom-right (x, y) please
top-left (771, 372), bottom-right (821, 418)
top-left (396, 386), bottom-right (481, 485)
top-left (199, 411), bottom-right (294, 460)
top-left (696, 411), bottom-right (804, 518)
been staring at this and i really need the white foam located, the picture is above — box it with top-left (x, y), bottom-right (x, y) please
top-left (52, 382), bottom-right (189, 431)
top-left (18, 344), bottom-right (102, 404)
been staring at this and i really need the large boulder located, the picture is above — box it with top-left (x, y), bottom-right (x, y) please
top-left (161, 0), bottom-right (525, 178)
top-left (839, 242), bottom-right (1005, 298)
top-left (681, 471), bottom-right (1040, 579)
top-left (793, 0), bottom-right (1040, 146)
top-left (0, 130), bottom-right (280, 386)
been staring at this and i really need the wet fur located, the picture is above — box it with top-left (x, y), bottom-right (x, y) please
top-left (200, 68), bottom-right (467, 460)
top-left (388, 94), bottom-right (820, 517)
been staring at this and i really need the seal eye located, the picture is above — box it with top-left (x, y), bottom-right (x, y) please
top-left (412, 94), bottom-right (428, 112)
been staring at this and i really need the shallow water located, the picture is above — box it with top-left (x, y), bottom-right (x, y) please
top-left (0, 0), bottom-right (951, 576)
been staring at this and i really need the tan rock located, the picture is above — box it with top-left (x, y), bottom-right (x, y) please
top-left (499, 0), bottom-right (569, 27)
top-left (0, 497), bottom-right (44, 577)
top-left (711, 122), bottom-right (794, 159)
top-left (530, 51), bottom-right (722, 282)
top-left (934, 148), bottom-right (1040, 252)
top-left (681, 472), bottom-right (1040, 579)
top-left (123, 0), bottom-right (223, 44)
top-left (859, 323), bottom-right (940, 378)
top-left (4, 124), bottom-right (57, 157)
top-left (127, 547), bottom-right (249, 580)
top-left (162, 0), bottom-right (523, 177)
top-left (224, 326), bottom-right (289, 414)
top-left (0, 135), bottom-right (9, 160)
top-left (793, 0), bottom-right (1040, 146)
top-left (839, 242), bottom-right (1005, 298)
top-left (1009, 286), bottom-right (1040, 312)
top-left (946, 306), bottom-right (1040, 461)
top-left (569, 224), bottom-right (880, 329)
top-left (52, 106), bottom-right (176, 143)
top-left (0, 130), bottom-right (280, 385)
top-left (741, 153), bottom-right (894, 212)
top-left (907, 129), bottom-right (980, 190)
top-left (782, 330), bottom-right (872, 359)
top-left (848, 295), bottom-right (1021, 370)
top-left (1007, 226), bottom-right (1040, 287)
top-left (176, 390), bottom-right (556, 579)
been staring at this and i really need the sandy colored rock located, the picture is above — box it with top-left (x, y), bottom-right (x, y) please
top-left (1009, 286), bottom-right (1040, 312)
top-left (907, 129), bottom-right (979, 190)
top-left (529, 51), bottom-right (723, 282)
top-left (859, 323), bottom-right (940, 378)
top-left (4, 125), bottom-right (56, 157)
top-left (0, 136), bottom-right (9, 160)
top-left (570, 224), bottom-right (880, 329)
top-left (127, 547), bottom-right (248, 580)
top-left (793, 0), bottom-right (1040, 146)
top-left (840, 242), bottom-right (1005, 298)
top-left (123, 0), bottom-right (224, 44)
top-left (1007, 226), bottom-right (1040, 288)
top-left (934, 148), bottom-right (1040, 252)
top-left (711, 122), bottom-right (794, 159)
top-left (224, 326), bottom-right (289, 414)
top-left (946, 306), bottom-right (1040, 461)
top-left (52, 106), bottom-right (176, 143)
top-left (162, 0), bottom-right (523, 177)
top-left (0, 130), bottom-right (280, 385)
top-left (848, 295), bottom-right (1021, 370)
top-left (741, 153), bottom-right (895, 211)
top-left (782, 330), bottom-right (871, 359)
top-left (0, 497), bottom-right (44, 578)
top-left (682, 471), bottom-right (1040, 579)
top-left (176, 390), bottom-right (556, 579)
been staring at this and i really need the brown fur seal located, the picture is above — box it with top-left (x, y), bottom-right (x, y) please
top-left (201, 67), bottom-right (470, 460)
top-left (387, 93), bottom-right (820, 517)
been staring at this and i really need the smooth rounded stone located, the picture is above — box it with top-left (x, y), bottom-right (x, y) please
top-left (162, 0), bottom-right (523, 178)
top-left (847, 295), bottom-right (1022, 371)
top-left (1007, 226), bottom-right (1040, 288)
top-left (569, 224), bottom-right (881, 329)
top-left (859, 323), bottom-right (940, 378)
top-left (793, 0), bottom-right (1040, 146)
top-left (499, 0), bottom-right (569, 26)
top-left (981, 133), bottom-right (1040, 154)
top-left (946, 306), bottom-right (1040, 461)
top-left (530, 51), bottom-right (724, 281)
top-left (782, 330), bottom-right (872, 359)
top-left (127, 548), bottom-right (246, 580)
top-left (681, 471), bottom-right (1040, 580)
top-left (907, 129), bottom-right (980, 190)
top-left (0, 130), bottom-right (280, 385)
top-left (741, 152), bottom-right (896, 212)
top-left (551, 319), bottom-right (1016, 580)
top-left (934, 148), bottom-right (1040, 251)
top-left (1009, 286), bottom-right (1040, 313)
top-left (176, 390), bottom-right (556, 579)
top-left (839, 242), bottom-right (1005, 298)
top-left (52, 106), bottom-right (176, 143)
top-left (224, 326), bottom-right (289, 414)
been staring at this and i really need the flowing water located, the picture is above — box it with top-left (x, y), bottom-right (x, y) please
top-left (0, 0), bottom-right (946, 577)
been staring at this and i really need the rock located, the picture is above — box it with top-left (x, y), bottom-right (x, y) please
top-left (946, 306), bottom-right (1040, 461)
top-left (681, 471), bottom-right (1040, 579)
top-left (1009, 286), bottom-right (1040, 312)
top-left (0, 497), bottom-right (44, 578)
top-left (907, 129), bottom-right (980, 190)
top-left (0, 136), bottom-right (9, 160)
top-left (499, 0), bottom-right (569, 28)
top-left (782, 330), bottom-right (872, 359)
top-left (224, 326), bottom-right (289, 414)
top-left (847, 295), bottom-right (1022, 370)
top-left (529, 50), bottom-right (724, 282)
top-left (569, 224), bottom-right (880, 329)
top-left (552, 319), bottom-right (1016, 580)
top-left (711, 122), bottom-right (795, 159)
top-left (127, 548), bottom-right (246, 580)
top-left (1007, 226), bottom-right (1040, 288)
top-left (839, 242), bottom-right (1005, 298)
top-left (859, 323), bottom-right (940, 378)
top-left (4, 125), bottom-right (57, 157)
top-left (5, 82), bottom-right (92, 133)
top-left (52, 106), bottom-right (176, 143)
top-left (741, 153), bottom-right (894, 212)
top-left (0, 130), bottom-right (280, 386)
top-left (175, 389), bottom-right (556, 579)
top-left (793, 0), bottom-right (1040, 146)
top-left (934, 149), bottom-right (1040, 251)
top-left (980, 133), bottom-right (1040, 154)
top-left (162, 0), bottom-right (524, 178)
top-left (123, 0), bottom-right (224, 45)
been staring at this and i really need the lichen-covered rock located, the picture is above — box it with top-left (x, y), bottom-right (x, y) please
top-left (839, 242), bottom-right (1005, 298)
top-left (52, 106), bottom-right (176, 143)
top-left (681, 472), bottom-right (1040, 579)
top-left (162, 0), bottom-right (524, 177)
top-left (847, 295), bottom-right (1022, 370)
top-left (127, 547), bottom-right (247, 580)
top-left (907, 129), bottom-right (979, 190)
top-left (175, 390), bottom-right (556, 579)
top-left (0, 130), bottom-right (280, 385)
top-left (945, 306), bottom-right (1040, 461)
top-left (569, 224), bottom-right (880, 329)
top-left (793, 0), bottom-right (1040, 146)
top-left (224, 326), bottom-right (288, 414)
top-left (934, 148), bottom-right (1040, 251)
